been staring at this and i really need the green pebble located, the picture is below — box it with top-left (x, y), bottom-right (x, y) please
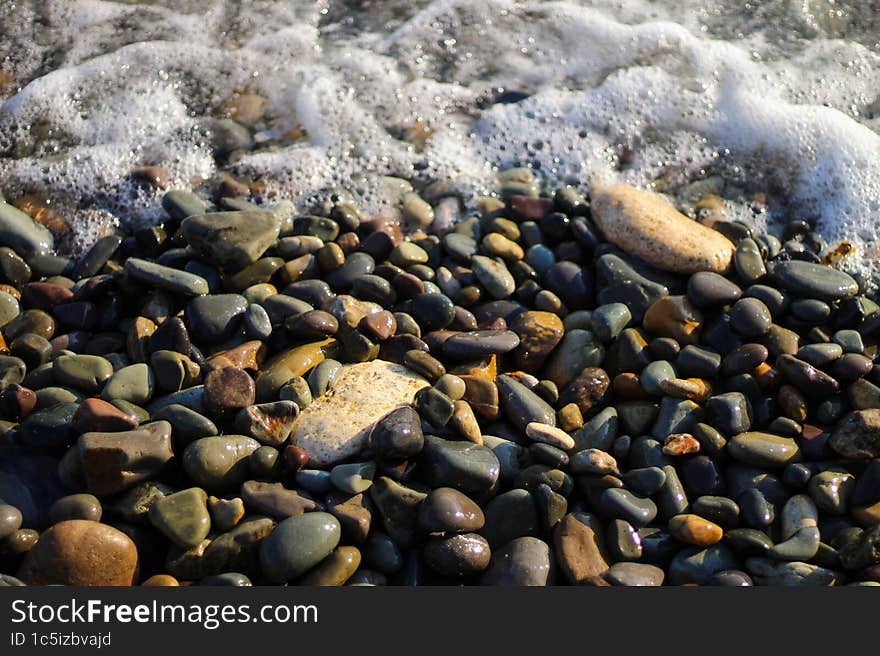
top-left (591, 303), bottom-right (631, 342)
top-left (149, 487), bottom-right (211, 548)
top-left (124, 257), bottom-right (209, 296)
top-left (330, 462), bottom-right (376, 494)
top-left (101, 363), bottom-right (155, 405)
top-left (259, 512), bottom-right (341, 583)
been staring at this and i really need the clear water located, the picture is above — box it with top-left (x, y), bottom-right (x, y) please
top-left (1, 0), bottom-right (879, 283)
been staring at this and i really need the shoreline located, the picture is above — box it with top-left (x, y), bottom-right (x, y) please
top-left (0, 171), bottom-right (878, 586)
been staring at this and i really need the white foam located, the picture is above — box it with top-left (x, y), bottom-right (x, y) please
top-left (0, 0), bottom-right (878, 284)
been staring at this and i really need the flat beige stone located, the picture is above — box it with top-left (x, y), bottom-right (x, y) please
top-left (291, 360), bottom-right (429, 466)
top-left (590, 182), bottom-right (735, 274)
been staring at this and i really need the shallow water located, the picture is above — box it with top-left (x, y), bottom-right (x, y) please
top-left (0, 0), bottom-right (878, 283)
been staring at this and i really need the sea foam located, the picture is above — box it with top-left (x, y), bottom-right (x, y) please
top-left (0, 0), bottom-right (878, 283)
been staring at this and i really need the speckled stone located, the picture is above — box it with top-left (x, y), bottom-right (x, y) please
top-left (291, 360), bottom-right (429, 466)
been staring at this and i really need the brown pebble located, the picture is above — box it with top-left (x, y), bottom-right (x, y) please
top-left (662, 433), bottom-right (701, 456)
top-left (0, 383), bottom-right (36, 420)
top-left (612, 373), bottom-right (650, 399)
top-left (553, 512), bottom-right (610, 583)
top-left (659, 377), bottom-right (712, 402)
top-left (460, 375), bottom-right (499, 420)
top-left (21, 282), bottom-right (73, 310)
top-left (558, 403), bottom-right (584, 432)
top-left (207, 341), bottom-right (266, 372)
top-left (17, 520), bottom-right (139, 586)
top-left (559, 367), bottom-right (610, 415)
top-left (286, 310), bottom-right (339, 339)
top-left (326, 492), bottom-right (372, 544)
top-left (204, 367), bottom-right (255, 416)
top-left (142, 574), bottom-right (180, 586)
top-left (509, 310), bottom-right (565, 373)
top-left (72, 398), bottom-right (138, 433)
top-left (359, 311), bottom-right (397, 341)
top-left (282, 445), bottom-right (309, 471)
top-left (450, 399), bottom-right (482, 444)
top-left (668, 514), bottom-right (723, 546)
top-left (126, 316), bottom-right (156, 363)
top-left (336, 232), bottom-right (360, 254)
top-left (131, 165), bottom-right (171, 189)
top-left (643, 295), bottom-right (703, 345)
top-left (589, 182), bottom-right (735, 274)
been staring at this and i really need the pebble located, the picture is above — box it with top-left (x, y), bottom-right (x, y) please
top-left (78, 421), bottom-right (174, 495)
top-left (234, 401), bottom-right (298, 446)
top-left (418, 487), bottom-right (485, 533)
top-left (553, 512), bottom-right (610, 583)
top-left (0, 201), bottom-right (55, 258)
top-left (728, 432), bottom-right (802, 468)
top-left (181, 210), bottom-right (281, 270)
top-left (643, 295), bottom-right (703, 345)
top-left (598, 488), bottom-right (658, 527)
top-left (420, 436), bottom-right (500, 496)
top-left (729, 297), bottom-right (772, 337)
top-left (668, 543), bottom-right (739, 585)
top-left (186, 294), bottom-right (248, 344)
top-left (734, 238), bottom-right (766, 284)
top-left (301, 546), bottom-right (361, 586)
top-left (509, 310), bottom-right (564, 372)
top-left (72, 397), bottom-right (138, 433)
top-left (443, 330), bottom-right (520, 358)
top-left (101, 363), bottom-right (155, 405)
top-left (496, 374), bottom-right (556, 431)
top-left (124, 258), bottom-right (209, 296)
top-left (53, 353), bottom-right (113, 393)
top-left (330, 462), bottom-right (376, 494)
top-left (241, 481), bottom-right (316, 518)
top-left (604, 562), bottom-right (665, 586)
top-left (411, 293), bottom-right (455, 330)
top-left (596, 254), bottom-right (668, 322)
top-left (687, 271), bottom-right (742, 307)
top-left (204, 366), bottom-right (255, 416)
top-left (829, 409), bottom-right (880, 459)
top-left (480, 537), bottom-right (552, 586)
top-left (668, 514), bottom-right (723, 546)
top-left (0, 504), bottom-right (23, 539)
top-left (182, 435), bottom-right (260, 490)
top-left (260, 512), bottom-right (341, 583)
top-left (424, 533), bottom-right (491, 576)
top-left (589, 182), bottom-right (735, 273)
top-left (208, 496), bottom-right (244, 532)
top-left (47, 494), bottom-right (101, 524)
top-left (149, 487), bottom-right (211, 548)
top-left (525, 422), bottom-right (575, 450)
top-left (591, 303), bottom-right (631, 342)
top-left (771, 260), bottom-right (859, 302)
top-left (293, 361), bottom-right (428, 465)
top-left (17, 520), bottom-right (138, 586)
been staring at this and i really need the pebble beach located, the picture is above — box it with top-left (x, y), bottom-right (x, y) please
top-left (0, 168), bottom-right (878, 587)
top-left (2, 1), bottom-right (880, 587)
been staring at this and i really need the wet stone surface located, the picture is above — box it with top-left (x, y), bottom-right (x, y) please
top-left (0, 176), bottom-right (875, 588)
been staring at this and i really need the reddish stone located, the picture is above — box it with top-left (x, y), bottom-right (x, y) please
top-left (0, 383), bottom-right (36, 421)
top-left (359, 311), bottom-right (397, 341)
top-left (72, 398), bottom-right (138, 433)
top-left (507, 195), bottom-right (553, 221)
top-left (21, 282), bottom-right (73, 310)
top-left (204, 367), bottom-right (255, 416)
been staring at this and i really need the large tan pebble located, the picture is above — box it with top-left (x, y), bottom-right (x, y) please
top-left (291, 360), bottom-right (429, 466)
top-left (17, 520), bottom-right (139, 586)
top-left (590, 182), bottom-right (735, 274)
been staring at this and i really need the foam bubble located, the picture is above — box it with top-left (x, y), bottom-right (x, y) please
top-left (0, 0), bottom-right (878, 283)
